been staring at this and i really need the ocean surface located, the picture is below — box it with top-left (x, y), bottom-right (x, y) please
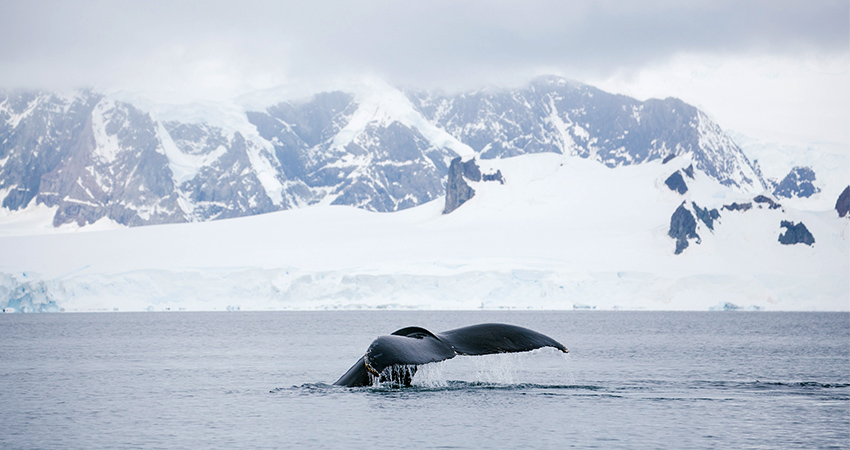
top-left (1, 311), bottom-right (848, 449)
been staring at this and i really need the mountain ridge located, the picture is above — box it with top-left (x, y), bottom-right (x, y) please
top-left (2, 76), bottom-right (767, 229)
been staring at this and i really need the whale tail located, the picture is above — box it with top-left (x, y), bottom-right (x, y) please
top-left (334, 323), bottom-right (568, 387)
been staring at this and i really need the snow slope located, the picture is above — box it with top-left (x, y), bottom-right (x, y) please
top-left (731, 131), bottom-right (850, 210)
top-left (332, 78), bottom-right (476, 159)
top-left (1, 153), bottom-right (847, 312)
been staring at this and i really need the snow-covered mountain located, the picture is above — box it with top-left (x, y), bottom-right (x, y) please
top-left (409, 77), bottom-right (762, 190)
top-left (1, 76), bottom-right (847, 312)
top-left (0, 90), bottom-right (301, 227)
top-left (1, 76), bottom-right (766, 229)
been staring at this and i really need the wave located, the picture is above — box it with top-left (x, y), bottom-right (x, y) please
top-left (271, 381), bottom-right (604, 395)
top-left (271, 379), bottom-right (849, 401)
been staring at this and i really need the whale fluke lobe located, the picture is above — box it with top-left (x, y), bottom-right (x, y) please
top-left (334, 323), bottom-right (568, 387)
top-left (437, 323), bottom-right (568, 356)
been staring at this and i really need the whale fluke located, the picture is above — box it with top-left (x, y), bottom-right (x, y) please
top-left (334, 323), bottom-right (568, 387)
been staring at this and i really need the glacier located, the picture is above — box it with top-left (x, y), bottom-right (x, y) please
top-left (1, 153), bottom-right (847, 312)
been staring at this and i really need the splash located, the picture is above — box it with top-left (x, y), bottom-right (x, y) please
top-left (357, 347), bottom-right (572, 389)
top-left (413, 361), bottom-right (449, 388)
top-left (470, 353), bottom-right (519, 384)
top-left (414, 349), bottom-right (572, 387)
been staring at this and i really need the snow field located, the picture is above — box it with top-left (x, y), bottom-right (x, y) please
top-left (1, 153), bottom-right (847, 312)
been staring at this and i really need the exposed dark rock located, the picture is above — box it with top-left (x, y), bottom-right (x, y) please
top-left (773, 166), bottom-right (820, 198)
top-left (753, 195), bottom-right (782, 210)
top-left (682, 164), bottom-right (695, 179)
top-left (662, 153), bottom-right (676, 164)
top-left (443, 157), bottom-right (476, 214)
top-left (1, 91), bottom-right (102, 212)
top-left (664, 171), bottom-right (688, 194)
top-left (722, 202), bottom-right (752, 212)
top-left (837, 186), bottom-right (850, 218)
top-left (750, 159), bottom-right (770, 189)
top-left (250, 95), bottom-right (453, 213)
top-left (778, 220), bottom-right (815, 246)
top-left (668, 204), bottom-right (700, 254)
top-left (461, 159), bottom-right (482, 182)
top-left (482, 170), bottom-right (505, 184)
top-left (692, 202), bottom-right (720, 230)
top-left (259, 91), bottom-right (354, 147)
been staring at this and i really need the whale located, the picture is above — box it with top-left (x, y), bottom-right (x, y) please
top-left (334, 323), bottom-right (568, 387)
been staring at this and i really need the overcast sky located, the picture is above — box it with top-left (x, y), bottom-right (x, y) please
top-left (1, 0), bottom-right (847, 144)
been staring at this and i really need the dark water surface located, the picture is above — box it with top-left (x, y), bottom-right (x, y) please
top-left (1, 311), bottom-right (847, 449)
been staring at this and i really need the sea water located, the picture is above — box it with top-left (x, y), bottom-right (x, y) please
top-left (1, 311), bottom-right (847, 449)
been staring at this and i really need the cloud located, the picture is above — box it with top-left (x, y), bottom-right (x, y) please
top-left (1, 0), bottom-right (847, 142)
top-left (592, 52), bottom-right (850, 144)
top-left (1, 1), bottom-right (846, 90)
